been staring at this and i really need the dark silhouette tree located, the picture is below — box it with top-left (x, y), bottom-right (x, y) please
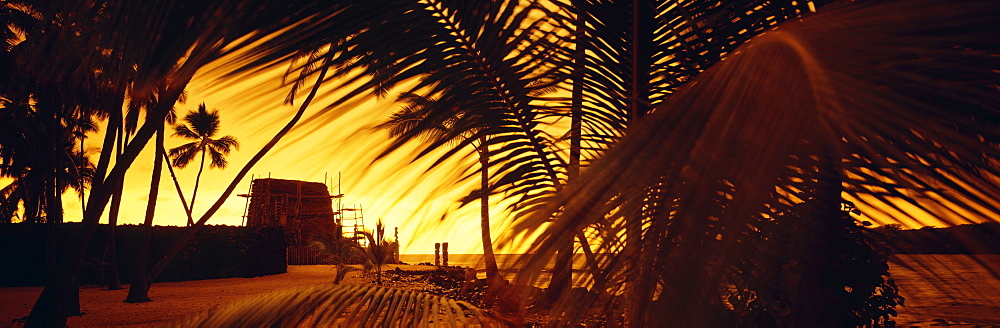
top-left (380, 95), bottom-right (504, 289)
top-left (168, 103), bottom-right (239, 226)
top-left (124, 84), bottom-right (183, 303)
top-left (513, 0), bottom-right (999, 326)
top-left (12, 1), bottom-right (342, 325)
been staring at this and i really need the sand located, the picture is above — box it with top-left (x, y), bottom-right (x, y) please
top-left (2, 259), bottom-right (999, 327)
top-left (0, 265), bottom-right (435, 327)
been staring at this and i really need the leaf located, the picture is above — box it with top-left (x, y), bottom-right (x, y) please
top-left (167, 284), bottom-right (513, 327)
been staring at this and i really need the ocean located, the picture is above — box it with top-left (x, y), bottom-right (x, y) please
top-left (398, 253), bottom-right (588, 285)
top-left (399, 253), bottom-right (587, 271)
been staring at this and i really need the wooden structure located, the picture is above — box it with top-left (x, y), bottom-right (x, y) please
top-left (240, 178), bottom-right (340, 247)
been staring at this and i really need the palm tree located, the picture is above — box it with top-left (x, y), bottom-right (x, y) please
top-left (124, 84), bottom-right (184, 303)
top-left (358, 221), bottom-right (398, 286)
top-left (511, 0), bottom-right (999, 326)
top-left (168, 103), bottom-right (239, 226)
top-left (11, 0), bottom-right (996, 326)
top-left (0, 100), bottom-right (96, 223)
top-left (16, 1), bottom-right (339, 325)
top-left (380, 95), bottom-right (503, 288)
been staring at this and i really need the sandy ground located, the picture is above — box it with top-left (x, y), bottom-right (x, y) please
top-left (889, 254), bottom-right (1000, 327)
top-left (0, 265), bottom-right (435, 327)
top-left (1, 258), bottom-right (998, 327)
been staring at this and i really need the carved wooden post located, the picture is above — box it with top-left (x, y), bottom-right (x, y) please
top-left (434, 243), bottom-right (441, 266)
top-left (442, 242), bottom-right (449, 267)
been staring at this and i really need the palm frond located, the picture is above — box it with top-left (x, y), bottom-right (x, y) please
top-left (208, 135), bottom-right (239, 154)
top-left (206, 147), bottom-right (228, 169)
top-left (508, 0), bottom-right (999, 325)
top-left (168, 284), bottom-right (513, 327)
top-left (185, 103), bottom-right (220, 138)
top-left (167, 142), bottom-right (200, 168)
top-left (172, 124), bottom-right (200, 140)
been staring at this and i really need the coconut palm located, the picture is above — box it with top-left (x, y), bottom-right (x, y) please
top-left (511, 0), bottom-right (1000, 326)
top-left (0, 100), bottom-right (95, 223)
top-left (168, 103), bottom-right (239, 226)
top-left (358, 221), bottom-right (398, 286)
top-left (380, 94), bottom-right (505, 288)
top-left (124, 84), bottom-right (185, 303)
top-left (15, 1), bottom-right (340, 324)
top-left (238, 0), bottom-right (575, 294)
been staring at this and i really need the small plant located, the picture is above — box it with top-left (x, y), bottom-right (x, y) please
top-left (358, 220), bottom-right (398, 285)
top-left (308, 230), bottom-right (361, 284)
top-left (309, 220), bottom-right (398, 285)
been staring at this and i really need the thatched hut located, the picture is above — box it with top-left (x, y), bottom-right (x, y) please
top-left (243, 178), bottom-right (337, 246)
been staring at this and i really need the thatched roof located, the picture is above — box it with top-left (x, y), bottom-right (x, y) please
top-left (245, 178), bottom-right (337, 246)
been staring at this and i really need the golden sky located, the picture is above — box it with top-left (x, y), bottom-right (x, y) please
top-left (21, 62), bottom-right (983, 255)
top-left (49, 63), bottom-right (517, 256)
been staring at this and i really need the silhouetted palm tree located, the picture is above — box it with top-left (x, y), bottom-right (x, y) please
top-left (380, 94), bottom-right (504, 288)
top-left (14, 1), bottom-right (335, 324)
top-left (513, 0), bottom-right (999, 326)
top-left (8, 0), bottom-right (997, 326)
top-left (124, 84), bottom-right (184, 303)
top-left (168, 103), bottom-right (239, 226)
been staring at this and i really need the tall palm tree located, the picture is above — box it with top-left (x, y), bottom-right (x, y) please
top-left (226, 0), bottom-right (574, 295)
top-left (380, 94), bottom-right (503, 287)
top-left (168, 103), bottom-right (239, 226)
top-left (16, 1), bottom-right (337, 324)
top-left (124, 84), bottom-right (183, 303)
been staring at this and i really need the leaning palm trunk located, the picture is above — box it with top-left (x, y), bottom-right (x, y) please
top-left (104, 125), bottom-right (127, 290)
top-left (186, 149), bottom-right (207, 226)
top-left (27, 81), bottom-right (189, 327)
top-left (24, 1), bottom-right (334, 324)
top-left (144, 50), bottom-right (333, 285)
top-left (126, 125), bottom-right (166, 303)
top-left (162, 147), bottom-right (194, 224)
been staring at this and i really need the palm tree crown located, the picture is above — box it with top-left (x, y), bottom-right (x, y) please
top-left (169, 103), bottom-right (238, 169)
top-left (169, 102), bottom-right (238, 226)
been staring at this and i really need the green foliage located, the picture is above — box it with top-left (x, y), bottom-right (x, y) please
top-left (309, 220), bottom-right (399, 285)
top-left (729, 202), bottom-right (904, 327)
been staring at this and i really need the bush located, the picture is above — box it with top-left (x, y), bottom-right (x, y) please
top-left (0, 223), bottom-right (286, 287)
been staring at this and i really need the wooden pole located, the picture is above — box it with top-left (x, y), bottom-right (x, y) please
top-left (442, 242), bottom-right (449, 267)
top-left (435, 243), bottom-right (441, 266)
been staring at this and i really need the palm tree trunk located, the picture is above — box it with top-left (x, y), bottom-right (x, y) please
top-left (25, 94), bottom-right (80, 327)
top-left (162, 146), bottom-right (194, 224)
top-left (622, 1), bottom-right (650, 324)
top-left (145, 52), bottom-right (333, 284)
top-left (79, 136), bottom-right (86, 217)
top-left (126, 125), bottom-right (165, 303)
top-left (187, 149), bottom-right (206, 226)
top-left (26, 80), bottom-right (185, 327)
top-left (477, 137), bottom-right (500, 286)
top-left (547, 5), bottom-right (588, 303)
top-left (104, 124), bottom-right (125, 290)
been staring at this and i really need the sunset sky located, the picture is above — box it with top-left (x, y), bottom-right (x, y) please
top-left (47, 62), bottom-right (516, 256)
top-left (3, 3), bottom-right (988, 257)
top-left (12, 60), bottom-right (978, 256)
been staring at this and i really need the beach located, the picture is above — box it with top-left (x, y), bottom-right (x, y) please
top-left (1, 255), bottom-right (998, 327)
